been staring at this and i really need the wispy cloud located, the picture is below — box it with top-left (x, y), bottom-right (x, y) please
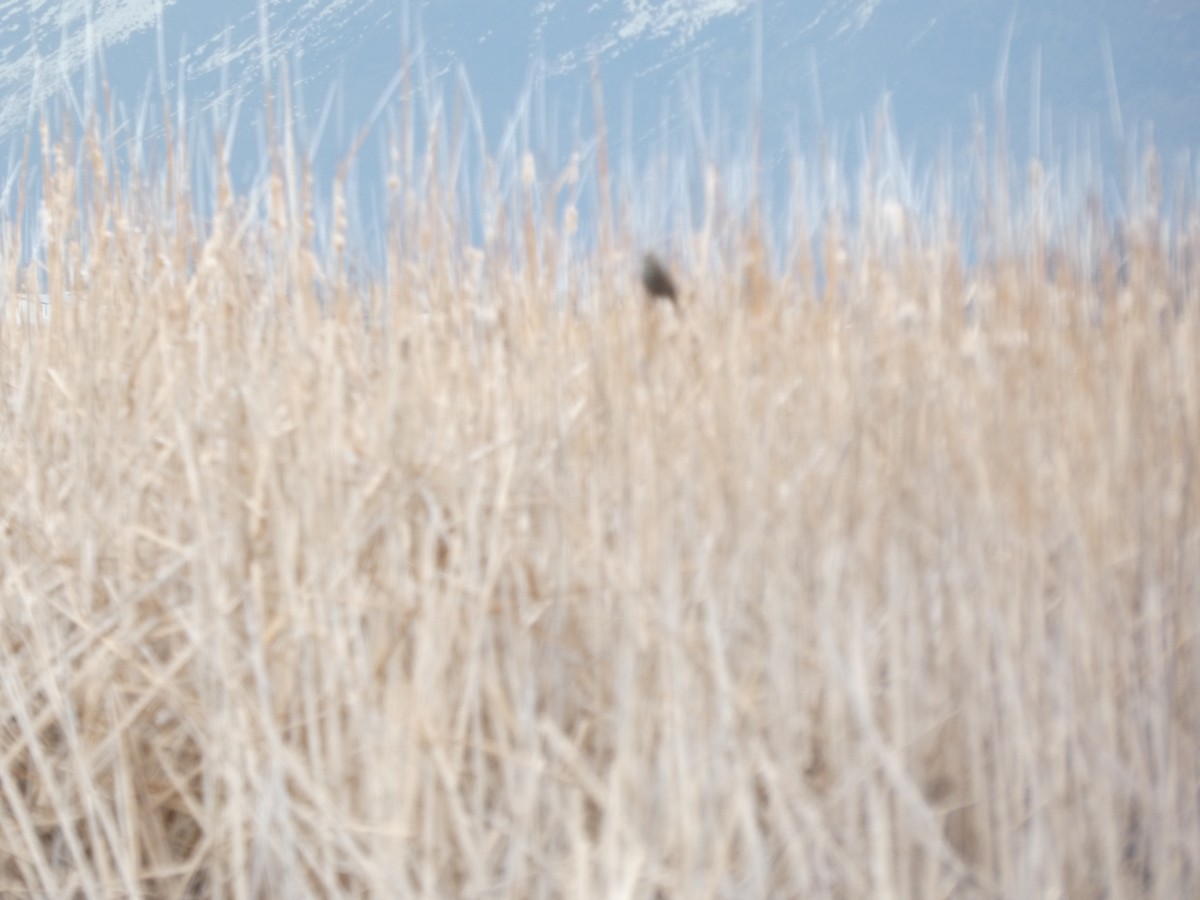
top-left (616, 0), bottom-right (750, 43)
top-left (0, 0), bottom-right (172, 133)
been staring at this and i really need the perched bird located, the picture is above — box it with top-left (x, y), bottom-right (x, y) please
top-left (641, 253), bottom-right (678, 305)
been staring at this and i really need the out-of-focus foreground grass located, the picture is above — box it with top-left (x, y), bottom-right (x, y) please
top-left (0, 100), bottom-right (1197, 897)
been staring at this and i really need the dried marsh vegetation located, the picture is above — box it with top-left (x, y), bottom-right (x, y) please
top-left (0, 85), bottom-right (1198, 898)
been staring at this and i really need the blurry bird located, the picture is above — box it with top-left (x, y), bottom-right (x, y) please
top-left (641, 253), bottom-right (678, 305)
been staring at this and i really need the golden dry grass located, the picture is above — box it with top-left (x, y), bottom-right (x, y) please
top-left (0, 109), bottom-right (1198, 898)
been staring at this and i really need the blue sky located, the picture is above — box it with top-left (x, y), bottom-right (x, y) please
top-left (0, 1), bottom-right (1196, 234)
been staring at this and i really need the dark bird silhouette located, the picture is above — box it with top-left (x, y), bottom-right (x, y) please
top-left (641, 253), bottom-right (678, 304)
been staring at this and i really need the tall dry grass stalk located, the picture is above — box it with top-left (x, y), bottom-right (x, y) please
top-left (0, 87), bottom-right (1197, 898)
